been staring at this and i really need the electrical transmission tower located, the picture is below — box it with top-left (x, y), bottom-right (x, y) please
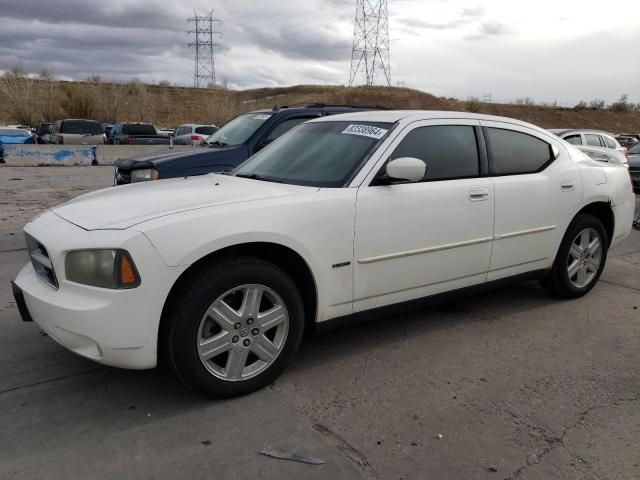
top-left (187, 10), bottom-right (222, 88)
top-left (349, 0), bottom-right (391, 87)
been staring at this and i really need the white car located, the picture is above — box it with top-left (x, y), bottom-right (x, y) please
top-left (12, 111), bottom-right (635, 397)
top-left (549, 129), bottom-right (626, 157)
top-left (172, 124), bottom-right (218, 145)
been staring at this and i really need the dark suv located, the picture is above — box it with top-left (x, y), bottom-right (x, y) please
top-left (114, 105), bottom-right (378, 185)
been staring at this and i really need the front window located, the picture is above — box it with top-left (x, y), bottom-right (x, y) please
top-left (204, 113), bottom-right (273, 147)
top-left (234, 121), bottom-right (392, 187)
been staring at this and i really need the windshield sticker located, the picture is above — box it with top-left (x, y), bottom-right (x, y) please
top-left (342, 124), bottom-right (388, 140)
top-left (254, 114), bottom-right (272, 121)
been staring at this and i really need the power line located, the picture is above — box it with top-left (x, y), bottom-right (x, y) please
top-left (187, 10), bottom-right (222, 88)
top-left (349, 0), bottom-right (391, 87)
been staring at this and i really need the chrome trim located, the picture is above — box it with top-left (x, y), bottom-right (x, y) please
top-left (493, 225), bottom-right (556, 240)
top-left (357, 226), bottom-right (557, 265)
top-left (358, 236), bottom-right (494, 264)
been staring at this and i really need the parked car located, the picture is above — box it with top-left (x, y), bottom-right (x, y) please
top-left (627, 141), bottom-right (640, 193)
top-left (172, 124), bottom-right (218, 145)
top-left (157, 128), bottom-right (174, 138)
top-left (0, 127), bottom-right (35, 162)
top-left (615, 134), bottom-right (639, 148)
top-left (34, 123), bottom-right (52, 144)
top-left (114, 105), bottom-right (378, 185)
top-left (110, 122), bottom-right (170, 145)
top-left (12, 111), bottom-right (635, 397)
top-left (549, 129), bottom-right (626, 156)
top-left (50, 119), bottom-right (106, 145)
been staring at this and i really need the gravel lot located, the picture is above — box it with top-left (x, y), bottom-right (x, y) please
top-left (1, 166), bottom-right (639, 480)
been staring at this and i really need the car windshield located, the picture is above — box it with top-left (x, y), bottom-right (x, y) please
top-left (61, 120), bottom-right (104, 135)
top-left (204, 113), bottom-right (272, 146)
top-left (233, 121), bottom-right (392, 187)
top-left (0, 128), bottom-right (30, 136)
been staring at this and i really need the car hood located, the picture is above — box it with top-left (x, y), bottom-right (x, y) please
top-left (53, 174), bottom-right (316, 230)
top-left (115, 145), bottom-right (243, 169)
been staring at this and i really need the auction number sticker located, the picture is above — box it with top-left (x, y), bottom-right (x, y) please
top-left (342, 124), bottom-right (388, 140)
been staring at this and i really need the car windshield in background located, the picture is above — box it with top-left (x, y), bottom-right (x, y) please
top-left (195, 126), bottom-right (217, 135)
top-left (0, 129), bottom-right (30, 136)
top-left (122, 124), bottom-right (157, 135)
top-left (204, 113), bottom-right (272, 146)
top-left (61, 120), bottom-right (104, 135)
top-left (234, 121), bottom-right (392, 187)
top-left (629, 142), bottom-right (640, 154)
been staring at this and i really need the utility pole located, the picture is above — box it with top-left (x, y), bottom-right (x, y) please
top-left (187, 10), bottom-right (222, 88)
top-left (349, 0), bottom-right (391, 87)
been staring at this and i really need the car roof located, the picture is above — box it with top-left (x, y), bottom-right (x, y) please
top-left (177, 123), bottom-right (216, 128)
top-left (549, 128), bottom-right (614, 136)
top-left (310, 110), bottom-right (547, 129)
top-left (249, 105), bottom-right (380, 115)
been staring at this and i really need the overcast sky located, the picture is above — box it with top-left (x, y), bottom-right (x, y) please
top-left (0, 0), bottom-right (638, 104)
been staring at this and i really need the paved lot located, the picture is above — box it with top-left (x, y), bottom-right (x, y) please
top-left (1, 166), bottom-right (639, 480)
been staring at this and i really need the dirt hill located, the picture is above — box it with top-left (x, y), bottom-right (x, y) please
top-left (1, 80), bottom-right (639, 133)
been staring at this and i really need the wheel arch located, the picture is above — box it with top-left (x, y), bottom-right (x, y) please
top-left (574, 201), bottom-right (614, 246)
top-left (158, 242), bottom-right (318, 359)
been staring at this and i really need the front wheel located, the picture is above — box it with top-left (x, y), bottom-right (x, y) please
top-left (165, 257), bottom-right (305, 397)
top-left (541, 214), bottom-right (608, 298)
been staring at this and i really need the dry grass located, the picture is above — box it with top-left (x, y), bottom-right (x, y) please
top-left (1, 80), bottom-right (639, 133)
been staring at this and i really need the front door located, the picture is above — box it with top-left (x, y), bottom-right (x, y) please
top-left (353, 120), bottom-right (494, 312)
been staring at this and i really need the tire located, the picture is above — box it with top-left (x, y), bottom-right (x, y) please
top-left (165, 256), bottom-right (305, 397)
top-left (540, 214), bottom-right (608, 298)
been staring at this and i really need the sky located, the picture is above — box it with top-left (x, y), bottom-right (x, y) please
top-left (0, 0), bottom-right (638, 105)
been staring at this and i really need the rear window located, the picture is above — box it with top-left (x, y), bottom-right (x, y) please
top-left (195, 126), bottom-right (217, 135)
top-left (37, 124), bottom-right (52, 134)
top-left (488, 128), bottom-right (553, 175)
top-left (121, 124), bottom-right (157, 135)
top-left (60, 120), bottom-right (103, 135)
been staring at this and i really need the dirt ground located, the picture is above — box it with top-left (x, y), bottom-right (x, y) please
top-left (1, 166), bottom-right (639, 480)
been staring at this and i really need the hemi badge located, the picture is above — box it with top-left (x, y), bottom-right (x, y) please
top-left (332, 261), bottom-right (351, 269)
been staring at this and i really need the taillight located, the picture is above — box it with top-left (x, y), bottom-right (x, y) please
top-left (191, 135), bottom-right (202, 141)
top-left (57, 135), bottom-right (64, 145)
top-left (125, 137), bottom-right (133, 145)
top-left (103, 134), bottom-right (107, 145)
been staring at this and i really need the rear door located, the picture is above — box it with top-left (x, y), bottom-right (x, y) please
top-left (481, 121), bottom-right (582, 280)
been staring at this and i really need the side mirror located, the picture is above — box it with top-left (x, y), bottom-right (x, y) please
top-left (384, 157), bottom-right (427, 183)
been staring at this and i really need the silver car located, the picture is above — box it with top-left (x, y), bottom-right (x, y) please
top-left (549, 129), bottom-right (626, 156)
top-left (627, 142), bottom-right (640, 194)
top-left (172, 124), bottom-right (218, 145)
top-left (50, 119), bottom-right (106, 145)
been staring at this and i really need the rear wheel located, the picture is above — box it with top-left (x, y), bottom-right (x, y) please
top-left (165, 257), bottom-right (305, 397)
top-left (541, 214), bottom-right (608, 298)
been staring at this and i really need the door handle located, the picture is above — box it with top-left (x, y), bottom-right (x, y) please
top-left (469, 188), bottom-right (489, 201)
top-left (560, 181), bottom-right (575, 192)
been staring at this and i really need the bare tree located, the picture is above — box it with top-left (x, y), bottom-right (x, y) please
top-left (0, 65), bottom-right (37, 125)
top-left (127, 79), bottom-right (151, 122)
top-left (37, 67), bottom-right (61, 122)
top-left (60, 83), bottom-right (96, 118)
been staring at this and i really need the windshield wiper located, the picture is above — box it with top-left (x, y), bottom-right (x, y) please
top-left (235, 173), bottom-right (283, 183)
top-left (207, 140), bottom-right (229, 147)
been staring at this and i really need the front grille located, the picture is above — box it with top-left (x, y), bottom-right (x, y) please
top-left (25, 234), bottom-right (58, 289)
top-left (114, 167), bottom-right (131, 185)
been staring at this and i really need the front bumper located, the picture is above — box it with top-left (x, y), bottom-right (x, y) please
top-left (12, 211), bottom-right (183, 369)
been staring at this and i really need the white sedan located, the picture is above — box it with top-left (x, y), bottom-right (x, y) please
top-left (12, 111), bottom-right (635, 397)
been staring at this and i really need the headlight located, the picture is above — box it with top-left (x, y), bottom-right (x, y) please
top-left (65, 249), bottom-right (141, 289)
top-left (130, 168), bottom-right (159, 183)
